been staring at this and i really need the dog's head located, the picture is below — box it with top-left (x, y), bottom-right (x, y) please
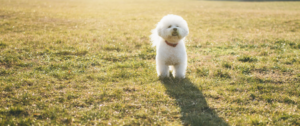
top-left (156, 14), bottom-right (189, 43)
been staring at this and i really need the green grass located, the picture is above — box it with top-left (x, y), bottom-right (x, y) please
top-left (1, 0), bottom-right (300, 125)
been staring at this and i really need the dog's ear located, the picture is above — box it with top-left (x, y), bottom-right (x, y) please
top-left (182, 24), bottom-right (189, 37)
top-left (157, 25), bottom-right (165, 37)
top-left (157, 27), bottom-right (162, 37)
top-left (184, 28), bottom-right (189, 36)
top-left (155, 23), bottom-right (163, 37)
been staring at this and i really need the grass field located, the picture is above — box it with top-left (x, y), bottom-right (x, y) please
top-left (1, 0), bottom-right (300, 125)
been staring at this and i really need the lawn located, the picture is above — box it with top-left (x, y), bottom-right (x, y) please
top-left (0, 0), bottom-right (300, 125)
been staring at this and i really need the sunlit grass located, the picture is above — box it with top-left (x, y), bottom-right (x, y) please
top-left (0, 0), bottom-right (300, 125)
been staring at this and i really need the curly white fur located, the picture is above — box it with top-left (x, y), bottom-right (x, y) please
top-left (150, 14), bottom-right (189, 78)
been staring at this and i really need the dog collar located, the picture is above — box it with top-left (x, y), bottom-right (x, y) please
top-left (165, 41), bottom-right (178, 47)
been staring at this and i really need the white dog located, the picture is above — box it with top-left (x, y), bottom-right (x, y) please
top-left (150, 14), bottom-right (189, 78)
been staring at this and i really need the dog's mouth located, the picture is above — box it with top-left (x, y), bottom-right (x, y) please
top-left (172, 32), bottom-right (178, 36)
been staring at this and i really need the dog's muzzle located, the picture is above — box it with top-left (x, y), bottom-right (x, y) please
top-left (172, 28), bottom-right (178, 36)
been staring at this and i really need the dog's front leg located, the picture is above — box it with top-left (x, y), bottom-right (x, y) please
top-left (157, 62), bottom-right (169, 78)
top-left (173, 64), bottom-right (186, 78)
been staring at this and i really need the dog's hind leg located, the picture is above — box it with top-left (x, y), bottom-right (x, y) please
top-left (169, 66), bottom-right (176, 78)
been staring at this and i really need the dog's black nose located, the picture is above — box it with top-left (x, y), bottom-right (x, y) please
top-left (173, 28), bottom-right (177, 31)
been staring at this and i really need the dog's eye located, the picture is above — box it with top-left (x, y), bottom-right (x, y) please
top-left (168, 25), bottom-right (172, 28)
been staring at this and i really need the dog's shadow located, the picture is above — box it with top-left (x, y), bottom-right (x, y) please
top-left (160, 77), bottom-right (228, 126)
